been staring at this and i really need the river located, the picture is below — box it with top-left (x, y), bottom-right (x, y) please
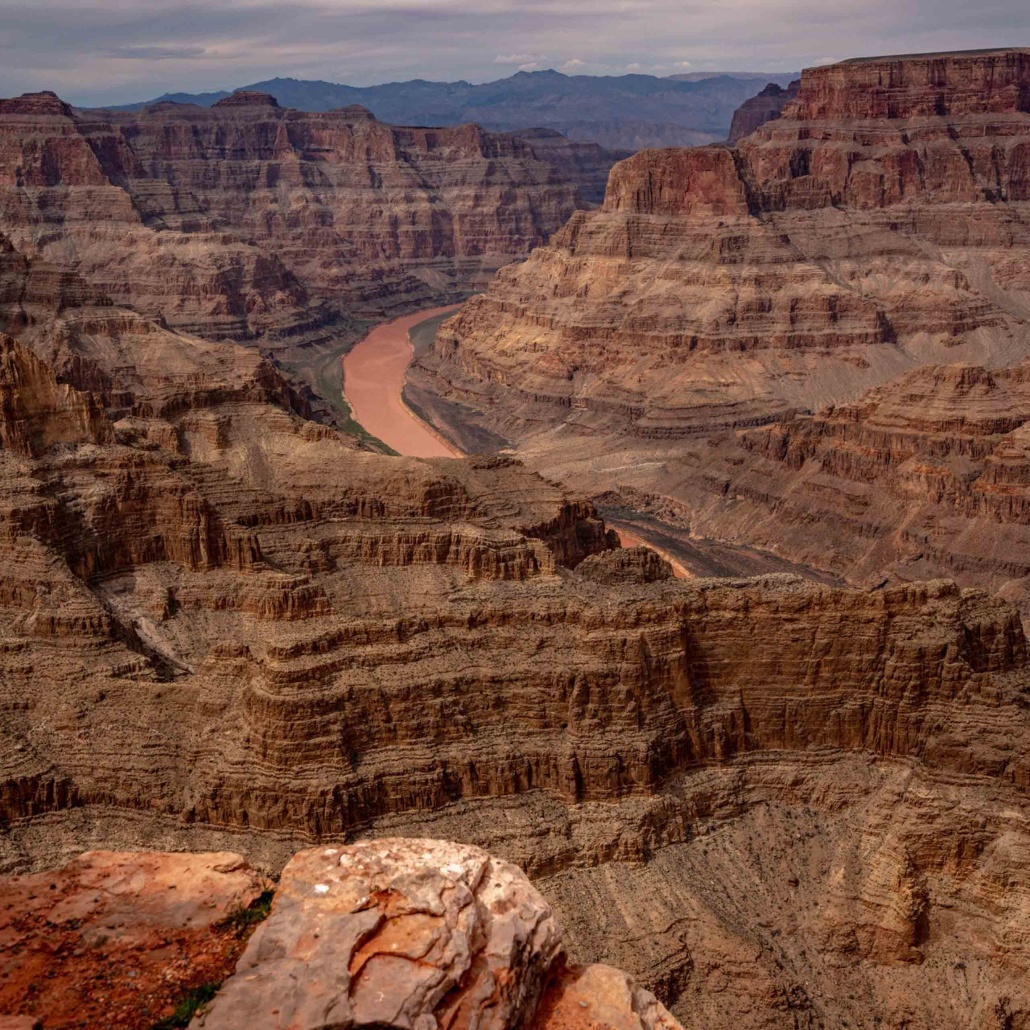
top-left (342, 306), bottom-right (463, 458)
top-left (343, 305), bottom-right (696, 578)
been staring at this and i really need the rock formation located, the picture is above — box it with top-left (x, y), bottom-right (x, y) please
top-left (411, 47), bottom-right (1030, 607)
top-left (197, 838), bottom-right (681, 1030)
top-left (0, 235), bottom-right (1027, 1021)
top-left (727, 79), bottom-right (800, 142)
top-left (0, 89), bottom-right (608, 348)
top-left (0, 841), bottom-right (681, 1030)
top-left (2, 47), bottom-right (1030, 1030)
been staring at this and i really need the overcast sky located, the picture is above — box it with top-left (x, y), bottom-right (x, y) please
top-left (0, 0), bottom-right (1024, 106)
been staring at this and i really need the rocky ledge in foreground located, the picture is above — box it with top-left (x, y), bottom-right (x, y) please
top-left (0, 840), bottom-right (680, 1030)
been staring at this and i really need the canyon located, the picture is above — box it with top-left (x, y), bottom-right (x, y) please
top-left (413, 47), bottom-right (1030, 614)
top-left (0, 88), bottom-right (612, 370)
top-left (0, 48), bottom-right (1028, 1030)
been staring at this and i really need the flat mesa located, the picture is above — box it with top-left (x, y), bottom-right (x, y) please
top-left (343, 307), bottom-right (463, 458)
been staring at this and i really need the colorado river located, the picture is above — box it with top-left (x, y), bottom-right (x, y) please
top-left (343, 306), bottom-right (463, 458)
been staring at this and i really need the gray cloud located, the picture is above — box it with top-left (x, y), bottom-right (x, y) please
top-left (0, 0), bottom-right (1024, 106)
top-left (105, 45), bottom-right (209, 60)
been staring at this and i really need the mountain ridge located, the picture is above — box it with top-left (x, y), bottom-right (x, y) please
top-left (87, 68), bottom-right (800, 150)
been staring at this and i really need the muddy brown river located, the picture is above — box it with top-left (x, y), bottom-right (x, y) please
top-left (343, 306), bottom-right (463, 458)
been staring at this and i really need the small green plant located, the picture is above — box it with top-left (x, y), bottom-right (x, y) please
top-left (152, 981), bottom-right (221, 1030)
top-left (215, 889), bottom-right (275, 936)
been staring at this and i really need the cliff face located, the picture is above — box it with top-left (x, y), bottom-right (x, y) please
top-left (0, 90), bottom-right (608, 343)
top-left (412, 48), bottom-right (1030, 605)
top-left (3, 53), bottom-right (1030, 1030)
top-left (0, 262), bottom-right (1027, 1025)
top-left (727, 80), bottom-right (800, 143)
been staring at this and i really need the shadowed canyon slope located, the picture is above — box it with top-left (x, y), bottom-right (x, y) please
top-left (0, 88), bottom-right (614, 348)
top-left (1, 48), bottom-right (1030, 1030)
top-left (412, 48), bottom-right (1030, 610)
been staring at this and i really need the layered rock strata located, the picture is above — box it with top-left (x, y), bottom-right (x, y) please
top-left (411, 47), bottom-right (1030, 603)
top-left (0, 90), bottom-right (608, 346)
top-left (2, 51), bottom-right (1030, 1030)
top-left (0, 286), bottom-right (1025, 1025)
top-left (0, 289), bottom-right (1028, 1025)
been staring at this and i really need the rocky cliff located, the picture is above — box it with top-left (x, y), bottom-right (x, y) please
top-left (0, 326), bottom-right (1028, 1025)
top-left (411, 47), bottom-right (1030, 607)
top-left (3, 50), bottom-right (1030, 1030)
top-left (727, 79), bottom-right (800, 142)
top-left (0, 841), bottom-right (681, 1030)
top-left (0, 89), bottom-right (608, 346)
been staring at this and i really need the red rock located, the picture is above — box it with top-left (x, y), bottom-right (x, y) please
top-left (0, 851), bottom-right (266, 1030)
top-left (727, 79), bottom-right (800, 143)
top-left (0, 90), bottom-right (614, 345)
top-left (194, 839), bottom-right (680, 1030)
top-left (411, 46), bottom-right (1030, 608)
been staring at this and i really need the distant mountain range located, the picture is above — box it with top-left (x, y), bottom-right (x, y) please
top-left (99, 69), bottom-right (799, 151)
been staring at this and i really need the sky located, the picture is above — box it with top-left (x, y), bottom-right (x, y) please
top-left (0, 0), bottom-right (1025, 106)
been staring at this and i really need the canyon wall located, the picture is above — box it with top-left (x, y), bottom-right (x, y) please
top-left (727, 79), bottom-right (800, 142)
top-left (0, 89), bottom-right (609, 346)
top-left (0, 318), bottom-right (1028, 1024)
top-left (412, 48), bottom-right (1030, 607)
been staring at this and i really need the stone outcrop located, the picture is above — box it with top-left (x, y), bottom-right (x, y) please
top-left (196, 838), bottom-right (681, 1030)
top-left (727, 79), bottom-right (800, 142)
top-left (0, 89), bottom-right (613, 348)
top-left (0, 841), bottom-right (680, 1030)
top-left (411, 47), bottom-right (1030, 606)
top-left (0, 850), bottom-right (267, 1029)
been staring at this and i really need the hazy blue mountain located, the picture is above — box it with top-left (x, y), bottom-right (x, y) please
top-left (101, 69), bottom-right (799, 150)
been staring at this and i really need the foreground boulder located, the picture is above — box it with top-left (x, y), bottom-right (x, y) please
top-left (195, 838), bottom-right (681, 1030)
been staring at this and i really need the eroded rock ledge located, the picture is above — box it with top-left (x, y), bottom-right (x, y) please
top-left (0, 840), bottom-right (681, 1030)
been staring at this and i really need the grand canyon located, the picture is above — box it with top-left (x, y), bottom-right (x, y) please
top-left (0, 37), bottom-right (1028, 1030)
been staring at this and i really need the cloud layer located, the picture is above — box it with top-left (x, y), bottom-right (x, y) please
top-left (0, 0), bottom-right (1024, 105)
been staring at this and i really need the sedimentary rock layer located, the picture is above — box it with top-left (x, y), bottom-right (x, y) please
top-left (0, 90), bottom-right (607, 343)
top-left (412, 47), bottom-right (1030, 603)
